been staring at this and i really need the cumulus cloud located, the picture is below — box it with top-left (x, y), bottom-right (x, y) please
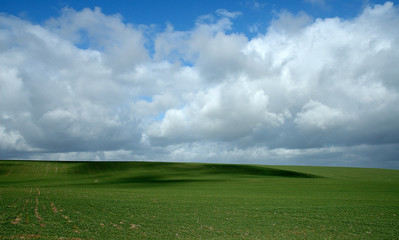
top-left (294, 100), bottom-right (352, 130)
top-left (46, 7), bottom-right (149, 70)
top-left (1, 3), bottom-right (399, 168)
top-left (147, 78), bottom-right (289, 143)
top-left (0, 125), bottom-right (31, 151)
top-left (0, 10), bottom-right (143, 154)
top-left (270, 11), bottom-right (313, 35)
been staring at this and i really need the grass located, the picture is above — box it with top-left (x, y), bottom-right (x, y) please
top-left (0, 160), bottom-right (398, 239)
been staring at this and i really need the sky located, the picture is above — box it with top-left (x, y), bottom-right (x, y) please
top-left (0, 0), bottom-right (398, 169)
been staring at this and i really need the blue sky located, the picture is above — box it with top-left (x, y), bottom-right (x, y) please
top-left (1, 1), bottom-right (399, 169)
top-left (0, 0), bottom-right (389, 34)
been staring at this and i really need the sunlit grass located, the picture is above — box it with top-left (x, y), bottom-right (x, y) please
top-left (1, 160), bottom-right (398, 239)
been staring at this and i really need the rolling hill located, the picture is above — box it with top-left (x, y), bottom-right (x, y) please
top-left (1, 160), bottom-right (398, 239)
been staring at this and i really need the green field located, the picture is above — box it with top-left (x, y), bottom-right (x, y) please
top-left (0, 161), bottom-right (398, 239)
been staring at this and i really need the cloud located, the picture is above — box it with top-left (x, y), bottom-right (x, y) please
top-left (1, 3), bottom-right (399, 168)
top-left (146, 78), bottom-right (289, 144)
top-left (0, 10), bottom-right (144, 153)
top-left (45, 7), bottom-right (149, 71)
top-left (270, 10), bottom-right (313, 34)
top-left (294, 100), bottom-right (352, 130)
top-left (0, 125), bottom-right (30, 151)
top-left (215, 9), bottom-right (242, 19)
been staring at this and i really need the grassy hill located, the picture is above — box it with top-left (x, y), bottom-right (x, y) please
top-left (1, 160), bottom-right (398, 239)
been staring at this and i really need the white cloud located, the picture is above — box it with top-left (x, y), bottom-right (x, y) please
top-left (146, 78), bottom-right (289, 143)
top-left (294, 100), bottom-right (352, 130)
top-left (0, 10), bottom-right (143, 153)
top-left (215, 9), bottom-right (242, 19)
top-left (270, 11), bottom-right (313, 35)
top-left (46, 7), bottom-right (149, 70)
top-left (0, 65), bottom-right (29, 114)
top-left (0, 125), bottom-right (31, 151)
top-left (1, 3), bottom-right (399, 168)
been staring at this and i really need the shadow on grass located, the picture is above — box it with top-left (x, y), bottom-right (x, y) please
top-left (69, 162), bottom-right (317, 177)
top-left (69, 161), bottom-right (130, 174)
top-left (109, 175), bottom-right (215, 185)
top-left (201, 164), bottom-right (318, 178)
top-left (63, 162), bottom-right (320, 187)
